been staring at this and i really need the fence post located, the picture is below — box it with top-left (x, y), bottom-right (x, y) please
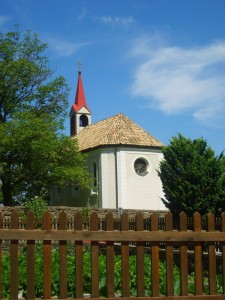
top-left (208, 212), bottom-right (216, 295)
top-left (27, 211), bottom-right (36, 299)
top-left (222, 212), bottom-right (225, 294)
top-left (165, 212), bottom-right (174, 296)
top-left (151, 212), bottom-right (159, 297)
top-left (75, 212), bottom-right (83, 298)
top-left (0, 213), bottom-right (2, 298)
top-left (136, 212), bottom-right (144, 297)
top-left (91, 211), bottom-right (99, 297)
top-left (10, 210), bottom-right (19, 300)
top-left (59, 211), bottom-right (68, 299)
top-left (43, 211), bottom-right (52, 299)
top-left (106, 212), bottom-right (114, 298)
top-left (194, 212), bottom-right (202, 295)
top-left (179, 212), bottom-right (188, 296)
top-left (121, 212), bottom-right (130, 297)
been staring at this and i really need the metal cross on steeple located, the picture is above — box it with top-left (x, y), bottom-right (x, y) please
top-left (77, 61), bottom-right (83, 72)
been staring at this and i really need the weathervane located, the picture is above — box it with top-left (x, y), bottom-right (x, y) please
top-left (77, 61), bottom-right (83, 72)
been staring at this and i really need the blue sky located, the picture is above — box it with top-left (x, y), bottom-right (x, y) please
top-left (1, 0), bottom-right (225, 154)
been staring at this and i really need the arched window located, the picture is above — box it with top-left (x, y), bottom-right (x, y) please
top-left (79, 115), bottom-right (88, 127)
top-left (91, 161), bottom-right (98, 195)
top-left (93, 162), bottom-right (97, 188)
top-left (70, 114), bottom-right (76, 136)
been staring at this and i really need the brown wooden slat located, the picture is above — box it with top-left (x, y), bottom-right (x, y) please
top-left (222, 212), bottom-right (225, 294)
top-left (180, 212), bottom-right (188, 296)
top-left (91, 212), bottom-right (99, 298)
top-left (136, 212), bottom-right (145, 297)
top-left (121, 213), bottom-right (130, 297)
top-left (106, 213), bottom-right (114, 298)
top-left (43, 212), bottom-right (52, 299)
top-left (10, 210), bottom-right (19, 300)
top-left (75, 212), bottom-right (83, 298)
top-left (165, 212), bottom-right (174, 296)
top-left (151, 212), bottom-right (160, 297)
top-left (0, 229), bottom-right (224, 241)
top-left (59, 211), bottom-right (68, 299)
top-left (207, 213), bottom-right (216, 295)
top-left (27, 211), bottom-right (36, 299)
top-left (0, 209), bottom-right (224, 299)
top-left (0, 213), bottom-right (3, 297)
top-left (67, 295), bottom-right (225, 300)
top-left (194, 212), bottom-right (203, 295)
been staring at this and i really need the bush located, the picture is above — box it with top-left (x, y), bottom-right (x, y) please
top-left (24, 196), bottom-right (48, 223)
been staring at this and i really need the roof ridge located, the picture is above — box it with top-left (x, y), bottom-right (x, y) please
top-left (83, 112), bottom-right (125, 127)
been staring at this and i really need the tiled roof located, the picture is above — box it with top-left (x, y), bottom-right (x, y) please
top-left (74, 113), bottom-right (163, 151)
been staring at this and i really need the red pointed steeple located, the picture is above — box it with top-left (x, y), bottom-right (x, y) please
top-left (72, 71), bottom-right (91, 113)
top-left (70, 69), bottom-right (92, 136)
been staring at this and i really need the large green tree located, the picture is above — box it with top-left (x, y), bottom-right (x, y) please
top-left (0, 27), bottom-right (68, 122)
top-left (158, 134), bottom-right (225, 217)
top-left (0, 28), bottom-right (92, 205)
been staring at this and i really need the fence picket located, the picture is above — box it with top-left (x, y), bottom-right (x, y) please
top-left (179, 212), bottom-right (188, 296)
top-left (121, 212), bottom-right (130, 297)
top-left (0, 209), bottom-right (224, 299)
top-left (91, 212), bottom-right (99, 297)
top-left (194, 212), bottom-right (203, 295)
top-left (222, 212), bottom-right (225, 294)
top-left (0, 213), bottom-right (2, 298)
top-left (26, 211), bottom-right (36, 299)
top-left (151, 212), bottom-right (160, 297)
top-left (59, 211), bottom-right (68, 299)
top-left (106, 213), bottom-right (114, 298)
top-left (74, 212), bottom-right (83, 298)
top-left (10, 210), bottom-right (19, 300)
top-left (207, 213), bottom-right (216, 295)
top-left (43, 211), bottom-right (52, 299)
top-left (165, 212), bottom-right (174, 296)
top-left (136, 212), bottom-right (145, 297)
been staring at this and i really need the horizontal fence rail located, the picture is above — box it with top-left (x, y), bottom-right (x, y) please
top-left (0, 229), bottom-right (225, 242)
top-left (0, 210), bottom-right (224, 299)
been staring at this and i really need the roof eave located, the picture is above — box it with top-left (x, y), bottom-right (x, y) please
top-left (80, 143), bottom-right (163, 153)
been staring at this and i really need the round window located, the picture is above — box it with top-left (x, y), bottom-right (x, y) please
top-left (134, 158), bottom-right (148, 176)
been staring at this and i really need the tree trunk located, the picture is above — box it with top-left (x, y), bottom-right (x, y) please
top-left (1, 177), bottom-right (13, 206)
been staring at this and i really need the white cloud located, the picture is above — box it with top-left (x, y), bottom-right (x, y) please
top-left (130, 38), bottom-right (225, 125)
top-left (96, 15), bottom-right (135, 27)
top-left (44, 36), bottom-right (92, 57)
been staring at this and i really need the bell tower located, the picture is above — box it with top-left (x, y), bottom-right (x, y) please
top-left (70, 64), bottom-right (91, 136)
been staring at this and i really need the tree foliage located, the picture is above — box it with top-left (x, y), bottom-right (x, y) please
top-left (0, 111), bottom-right (92, 205)
top-left (0, 27), bottom-right (68, 122)
top-left (0, 28), bottom-right (92, 205)
top-left (158, 133), bottom-right (225, 217)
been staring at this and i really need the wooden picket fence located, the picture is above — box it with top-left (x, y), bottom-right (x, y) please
top-left (0, 210), bottom-right (225, 299)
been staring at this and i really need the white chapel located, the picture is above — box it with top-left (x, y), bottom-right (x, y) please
top-left (51, 71), bottom-right (166, 210)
